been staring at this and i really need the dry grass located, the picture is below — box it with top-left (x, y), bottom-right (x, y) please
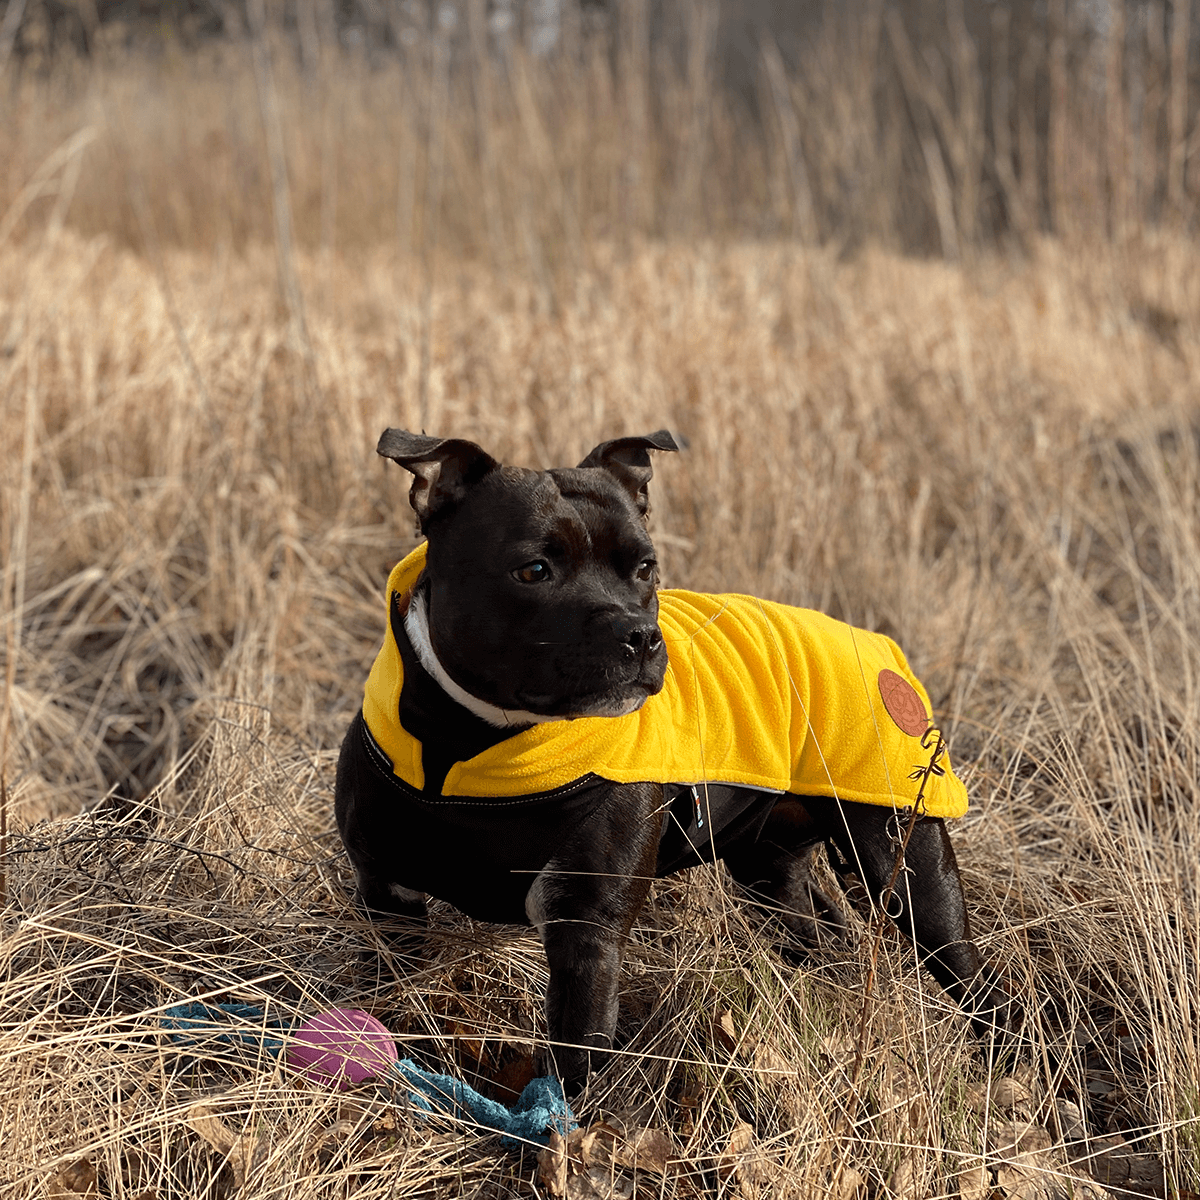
top-left (3, 22), bottom-right (1200, 1200)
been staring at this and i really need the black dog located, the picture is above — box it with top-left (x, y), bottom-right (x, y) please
top-left (336, 429), bottom-right (1011, 1092)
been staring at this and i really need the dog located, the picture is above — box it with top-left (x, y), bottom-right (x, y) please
top-left (335, 428), bottom-right (1012, 1093)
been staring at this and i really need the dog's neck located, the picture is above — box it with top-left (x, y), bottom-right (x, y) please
top-left (391, 586), bottom-right (533, 796)
top-left (404, 588), bottom-right (557, 729)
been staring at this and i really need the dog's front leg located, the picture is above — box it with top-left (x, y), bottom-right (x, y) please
top-left (526, 783), bottom-right (662, 1094)
top-left (539, 920), bottom-right (625, 1093)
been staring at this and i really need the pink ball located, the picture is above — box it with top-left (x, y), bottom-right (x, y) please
top-left (286, 1008), bottom-right (398, 1090)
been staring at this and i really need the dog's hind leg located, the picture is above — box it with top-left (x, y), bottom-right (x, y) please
top-left (335, 712), bottom-right (430, 951)
top-left (353, 870), bottom-right (429, 925)
top-left (724, 797), bottom-right (851, 950)
top-left (346, 867), bottom-right (430, 967)
top-left (823, 801), bottom-right (1017, 1043)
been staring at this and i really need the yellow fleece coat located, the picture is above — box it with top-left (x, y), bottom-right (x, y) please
top-left (362, 545), bottom-right (968, 819)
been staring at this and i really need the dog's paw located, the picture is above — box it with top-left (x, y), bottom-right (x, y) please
top-left (540, 1033), bottom-right (613, 1100)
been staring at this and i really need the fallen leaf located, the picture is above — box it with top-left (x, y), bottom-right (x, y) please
top-left (1054, 1100), bottom-right (1086, 1149)
top-left (752, 1041), bottom-right (792, 1076)
top-left (820, 1033), bottom-right (857, 1065)
top-left (567, 1167), bottom-right (633, 1199)
top-left (188, 1105), bottom-right (237, 1154)
top-left (990, 1077), bottom-right (1033, 1111)
top-left (539, 1121), bottom-right (671, 1196)
top-left (889, 1154), bottom-right (920, 1198)
top-left (717, 1122), bottom-right (755, 1180)
top-left (612, 1126), bottom-right (674, 1175)
top-left (187, 1103), bottom-right (264, 1189)
top-left (305, 1119), bottom-right (359, 1168)
top-left (372, 1110), bottom-right (399, 1134)
top-left (713, 1009), bottom-right (739, 1054)
top-left (1081, 1134), bottom-right (1166, 1196)
top-left (1068, 1181), bottom-right (1116, 1200)
top-left (538, 1128), bottom-right (570, 1197)
top-left (831, 1164), bottom-right (867, 1200)
top-left (48, 1156), bottom-right (98, 1198)
top-left (717, 1121), bottom-right (775, 1197)
top-left (446, 1019), bottom-right (487, 1064)
top-left (536, 1126), bottom-right (640, 1200)
top-left (988, 1121), bottom-right (1054, 1157)
top-left (994, 1159), bottom-right (1058, 1200)
top-left (881, 1059), bottom-right (930, 1132)
top-left (491, 1053), bottom-right (537, 1101)
top-left (578, 1121), bottom-right (632, 1172)
top-left (957, 1161), bottom-right (990, 1200)
top-left (335, 1096), bottom-right (389, 1127)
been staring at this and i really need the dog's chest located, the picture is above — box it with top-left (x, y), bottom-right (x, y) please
top-left (360, 756), bottom-right (616, 923)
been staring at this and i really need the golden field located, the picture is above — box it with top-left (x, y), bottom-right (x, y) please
top-left (2, 13), bottom-right (1200, 1198)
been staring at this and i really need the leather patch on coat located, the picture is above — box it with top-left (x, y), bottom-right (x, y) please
top-left (878, 668), bottom-right (929, 736)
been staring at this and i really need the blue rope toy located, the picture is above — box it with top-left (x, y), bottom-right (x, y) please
top-left (161, 1002), bottom-right (574, 1148)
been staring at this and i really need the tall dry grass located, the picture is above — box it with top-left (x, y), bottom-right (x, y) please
top-left (2, 8), bottom-right (1200, 1199)
top-left (6, 1), bottom-right (1199, 267)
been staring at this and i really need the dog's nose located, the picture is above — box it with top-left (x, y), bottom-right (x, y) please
top-left (612, 613), bottom-right (663, 656)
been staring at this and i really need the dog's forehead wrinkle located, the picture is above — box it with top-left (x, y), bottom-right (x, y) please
top-left (545, 499), bottom-right (654, 568)
top-left (547, 510), bottom-right (593, 556)
top-left (513, 469), bottom-right (588, 539)
top-left (491, 469), bottom-right (601, 556)
top-left (544, 470), bottom-right (651, 557)
top-left (463, 467), bottom-right (634, 550)
top-left (575, 493), bottom-right (654, 559)
top-left (445, 469), bottom-right (561, 546)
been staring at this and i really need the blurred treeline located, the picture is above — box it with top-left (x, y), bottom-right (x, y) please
top-left (0, 0), bottom-right (1197, 261)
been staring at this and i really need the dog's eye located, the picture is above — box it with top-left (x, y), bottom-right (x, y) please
top-left (514, 561), bottom-right (552, 584)
top-left (635, 559), bottom-right (656, 582)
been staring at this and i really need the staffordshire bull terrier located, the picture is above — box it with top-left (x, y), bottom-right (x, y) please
top-left (336, 428), bottom-right (1011, 1092)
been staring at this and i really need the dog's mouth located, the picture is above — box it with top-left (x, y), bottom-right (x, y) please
top-left (513, 647), bottom-right (668, 719)
top-left (515, 679), bottom-right (658, 720)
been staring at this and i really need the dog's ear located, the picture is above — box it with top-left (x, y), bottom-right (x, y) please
top-left (376, 429), bottom-right (500, 530)
top-left (578, 430), bottom-right (680, 516)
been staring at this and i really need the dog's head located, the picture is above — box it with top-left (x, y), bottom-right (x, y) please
top-left (377, 428), bottom-right (679, 722)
